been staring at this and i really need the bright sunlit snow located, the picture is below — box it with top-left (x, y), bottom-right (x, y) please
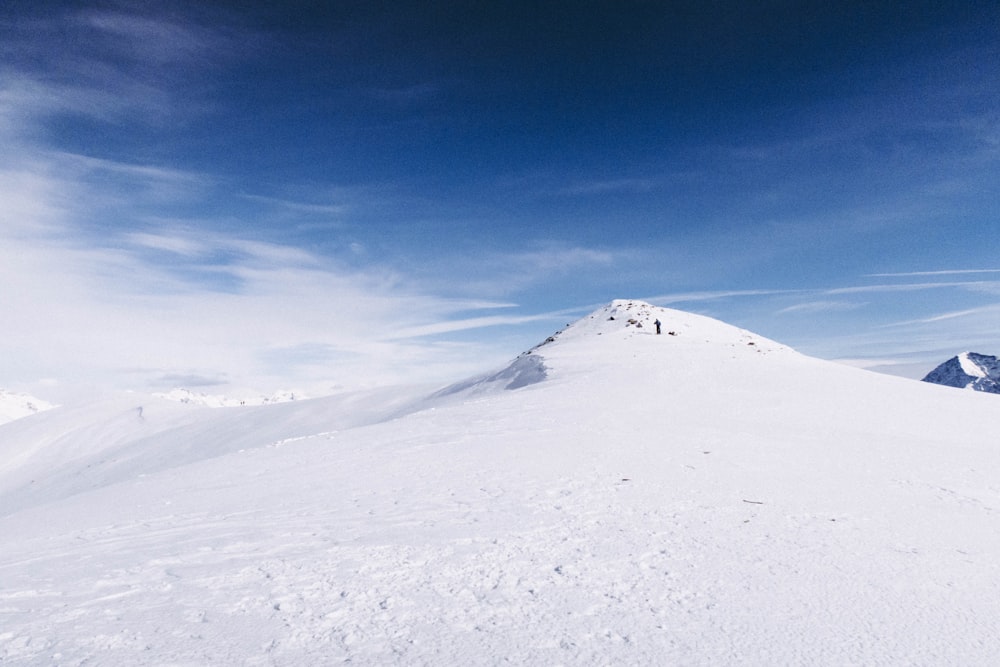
top-left (957, 352), bottom-right (988, 379)
top-left (0, 389), bottom-right (55, 426)
top-left (153, 388), bottom-right (306, 408)
top-left (2, 301), bottom-right (1000, 664)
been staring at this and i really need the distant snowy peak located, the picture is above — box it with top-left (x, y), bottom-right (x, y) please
top-left (0, 389), bottom-right (56, 425)
top-left (546, 299), bottom-right (787, 350)
top-left (153, 388), bottom-right (305, 408)
top-left (437, 299), bottom-right (789, 397)
top-left (922, 352), bottom-right (1000, 394)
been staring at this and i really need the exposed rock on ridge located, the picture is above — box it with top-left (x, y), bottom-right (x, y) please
top-left (922, 352), bottom-right (1000, 394)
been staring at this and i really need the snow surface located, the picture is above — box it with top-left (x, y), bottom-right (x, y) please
top-left (0, 389), bottom-right (56, 426)
top-left (153, 387), bottom-right (306, 408)
top-left (3, 300), bottom-right (1000, 665)
top-left (957, 352), bottom-right (987, 378)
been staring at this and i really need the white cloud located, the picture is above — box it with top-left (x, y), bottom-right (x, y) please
top-left (776, 300), bottom-right (862, 315)
top-left (648, 289), bottom-right (799, 304)
top-left (866, 269), bottom-right (1000, 278)
top-left (422, 244), bottom-right (619, 299)
top-left (558, 177), bottom-right (660, 196)
top-left (880, 305), bottom-right (1000, 328)
top-left (825, 280), bottom-right (1000, 295)
top-left (0, 146), bottom-right (565, 400)
top-left (240, 193), bottom-right (349, 217)
top-left (388, 306), bottom-right (585, 340)
top-left (78, 10), bottom-right (220, 65)
top-left (125, 231), bottom-right (209, 257)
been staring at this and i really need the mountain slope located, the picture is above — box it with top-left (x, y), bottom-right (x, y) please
top-left (153, 387), bottom-right (307, 407)
top-left (0, 384), bottom-right (432, 517)
top-left (3, 300), bottom-right (1000, 665)
top-left (0, 388), bottom-right (55, 426)
top-left (922, 351), bottom-right (1000, 393)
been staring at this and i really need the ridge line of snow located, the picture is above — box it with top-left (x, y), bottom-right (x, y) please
top-left (957, 352), bottom-right (987, 378)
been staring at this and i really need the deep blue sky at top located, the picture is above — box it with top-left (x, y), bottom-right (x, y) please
top-left (2, 0), bottom-right (1000, 392)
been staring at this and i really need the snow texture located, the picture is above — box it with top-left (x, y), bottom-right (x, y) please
top-left (0, 389), bottom-right (56, 426)
top-left (434, 352), bottom-right (548, 397)
top-left (3, 300), bottom-right (1000, 665)
top-left (922, 351), bottom-right (1000, 394)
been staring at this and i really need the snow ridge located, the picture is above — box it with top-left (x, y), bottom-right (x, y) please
top-left (921, 352), bottom-right (1000, 394)
top-left (438, 299), bottom-right (789, 399)
top-left (153, 387), bottom-right (306, 407)
top-left (0, 388), bottom-right (56, 425)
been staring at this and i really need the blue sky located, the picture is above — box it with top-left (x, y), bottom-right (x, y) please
top-left (2, 1), bottom-right (999, 399)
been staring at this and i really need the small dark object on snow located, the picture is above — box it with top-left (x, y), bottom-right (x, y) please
top-left (654, 319), bottom-right (661, 334)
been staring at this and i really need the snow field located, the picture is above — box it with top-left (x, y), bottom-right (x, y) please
top-left (3, 300), bottom-right (1000, 664)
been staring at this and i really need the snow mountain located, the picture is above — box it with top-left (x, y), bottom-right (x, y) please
top-left (3, 300), bottom-right (1000, 665)
top-left (0, 388), bottom-right (56, 426)
top-left (922, 351), bottom-right (1000, 394)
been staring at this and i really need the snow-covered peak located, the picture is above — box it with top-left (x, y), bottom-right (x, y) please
top-left (0, 389), bottom-right (56, 425)
top-left (922, 352), bottom-right (1000, 394)
top-left (435, 299), bottom-right (790, 397)
top-left (552, 299), bottom-right (785, 346)
top-left (957, 351), bottom-right (988, 378)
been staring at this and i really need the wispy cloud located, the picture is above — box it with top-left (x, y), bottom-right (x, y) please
top-left (1, 16), bottom-right (601, 399)
top-left (0, 4), bottom-right (254, 135)
top-left (389, 306), bottom-right (586, 340)
top-left (423, 244), bottom-right (619, 299)
top-left (0, 143), bottom-right (569, 398)
top-left (557, 177), bottom-right (661, 196)
top-left (879, 305), bottom-right (1000, 328)
top-left (240, 193), bottom-right (349, 217)
top-left (648, 289), bottom-right (801, 305)
top-left (866, 269), bottom-right (1000, 278)
top-left (825, 280), bottom-right (1000, 295)
top-left (78, 10), bottom-right (224, 65)
top-left (776, 301), bottom-right (862, 315)
top-left (124, 231), bottom-right (209, 258)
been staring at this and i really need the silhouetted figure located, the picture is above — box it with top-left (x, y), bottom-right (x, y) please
top-left (654, 319), bottom-right (662, 334)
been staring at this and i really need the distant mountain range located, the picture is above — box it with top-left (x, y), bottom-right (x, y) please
top-left (921, 352), bottom-right (1000, 394)
top-left (153, 387), bottom-right (305, 407)
top-left (0, 387), bottom-right (304, 426)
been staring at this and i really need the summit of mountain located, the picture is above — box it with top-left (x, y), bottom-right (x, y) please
top-left (922, 351), bottom-right (1000, 394)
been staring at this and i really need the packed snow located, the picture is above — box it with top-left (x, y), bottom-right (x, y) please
top-left (3, 300), bottom-right (1000, 665)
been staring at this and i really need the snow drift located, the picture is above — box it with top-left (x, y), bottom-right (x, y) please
top-left (3, 300), bottom-right (1000, 665)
